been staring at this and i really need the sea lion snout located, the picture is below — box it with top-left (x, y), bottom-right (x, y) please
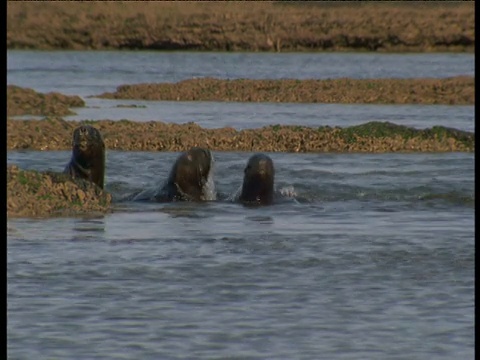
top-left (79, 126), bottom-right (89, 135)
top-left (74, 126), bottom-right (87, 138)
top-left (73, 125), bottom-right (103, 151)
top-left (256, 159), bottom-right (270, 175)
top-left (73, 127), bottom-right (87, 149)
top-left (75, 126), bottom-right (90, 140)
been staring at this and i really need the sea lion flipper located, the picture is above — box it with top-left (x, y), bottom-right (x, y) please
top-left (63, 161), bottom-right (75, 177)
top-left (153, 183), bottom-right (178, 202)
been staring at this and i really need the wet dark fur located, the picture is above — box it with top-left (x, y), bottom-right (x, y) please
top-left (154, 147), bottom-right (213, 202)
top-left (63, 125), bottom-right (105, 189)
top-left (239, 153), bottom-right (275, 205)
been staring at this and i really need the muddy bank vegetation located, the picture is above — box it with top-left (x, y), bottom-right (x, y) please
top-left (7, 117), bottom-right (474, 153)
top-left (7, 165), bottom-right (112, 218)
top-left (7, 1), bottom-right (474, 52)
top-left (95, 77), bottom-right (475, 105)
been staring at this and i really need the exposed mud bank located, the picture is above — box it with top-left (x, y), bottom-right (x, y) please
top-left (7, 118), bottom-right (474, 153)
top-left (7, 86), bottom-right (474, 153)
top-left (7, 85), bottom-right (85, 117)
top-left (7, 165), bottom-right (112, 219)
top-left (7, 1), bottom-right (474, 52)
top-left (95, 77), bottom-right (475, 105)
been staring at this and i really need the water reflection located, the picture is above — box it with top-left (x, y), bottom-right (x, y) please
top-left (71, 216), bottom-right (107, 241)
top-left (244, 215), bottom-right (275, 225)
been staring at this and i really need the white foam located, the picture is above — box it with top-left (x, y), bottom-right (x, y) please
top-left (279, 185), bottom-right (297, 198)
top-left (202, 152), bottom-right (217, 201)
top-left (226, 184), bottom-right (243, 202)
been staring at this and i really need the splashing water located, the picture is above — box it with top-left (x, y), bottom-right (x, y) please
top-left (203, 152), bottom-right (217, 201)
top-left (279, 185), bottom-right (297, 198)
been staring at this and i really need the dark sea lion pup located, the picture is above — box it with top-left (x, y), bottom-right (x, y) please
top-left (239, 153), bottom-right (275, 205)
top-left (154, 147), bottom-right (216, 202)
top-left (64, 125), bottom-right (105, 189)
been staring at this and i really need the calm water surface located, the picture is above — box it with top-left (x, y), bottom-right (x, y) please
top-left (62, 99), bottom-right (474, 132)
top-left (7, 51), bottom-right (475, 359)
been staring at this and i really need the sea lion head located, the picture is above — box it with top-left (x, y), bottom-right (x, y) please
top-left (169, 147), bottom-right (214, 201)
top-left (72, 125), bottom-right (105, 156)
top-left (239, 153), bottom-right (275, 205)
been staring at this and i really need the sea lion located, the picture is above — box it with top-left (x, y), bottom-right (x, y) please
top-left (63, 125), bottom-right (105, 189)
top-left (239, 153), bottom-right (275, 205)
top-left (153, 147), bottom-right (216, 202)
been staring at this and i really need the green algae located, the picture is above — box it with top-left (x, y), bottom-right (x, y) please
top-left (423, 126), bottom-right (474, 147)
top-left (337, 121), bottom-right (474, 147)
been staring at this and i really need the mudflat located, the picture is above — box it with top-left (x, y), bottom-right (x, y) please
top-left (7, 86), bottom-right (474, 153)
top-left (95, 77), bottom-right (475, 105)
top-left (7, 165), bottom-right (112, 218)
top-left (7, 1), bottom-right (474, 52)
top-left (8, 76), bottom-right (474, 121)
top-left (7, 117), bottom-right (474, 154)
top-left (7, 85), bottom-right (85, 117)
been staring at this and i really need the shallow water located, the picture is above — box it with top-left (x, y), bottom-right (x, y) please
top-left (65, 99), bottom-right (474, 132)
top-left (7, 51), bottom-right (474, 96)
top-left (7, 150), bottom-right (475, 359)
top-left (7, 50), bottom-right (475, 359)
top-left (8, 51), bottom-right (475, 132)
